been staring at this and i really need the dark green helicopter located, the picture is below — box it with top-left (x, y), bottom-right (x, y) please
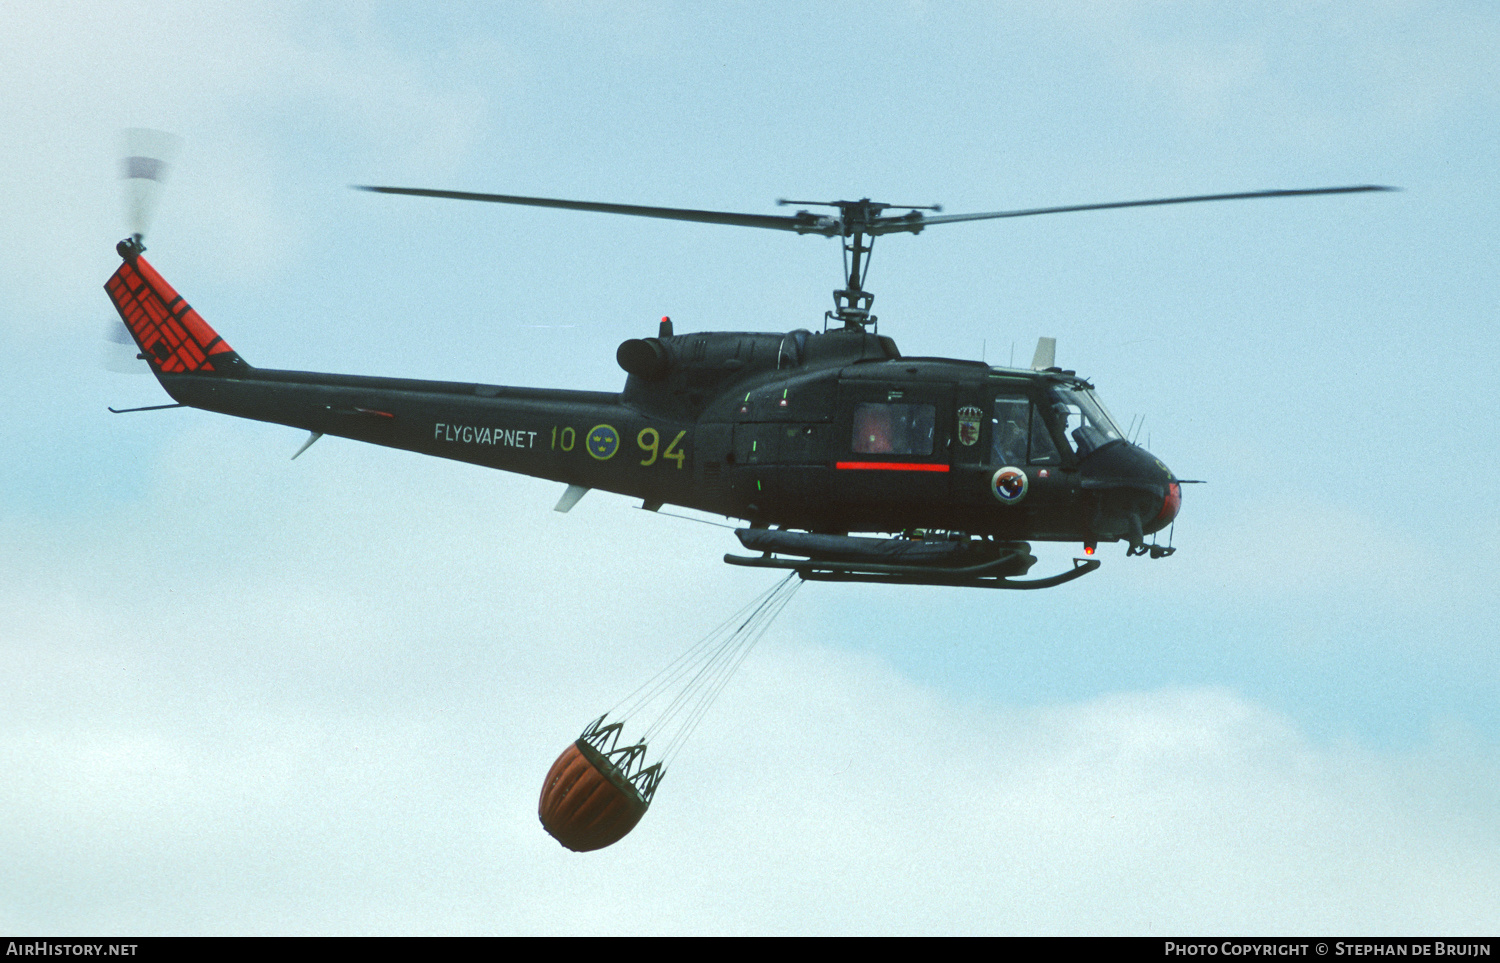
top-left (107, 176), bottom-right (1390, 589)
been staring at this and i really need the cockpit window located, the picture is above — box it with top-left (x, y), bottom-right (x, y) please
top-left (1048, 385), bottom-right (1124, 457)
top-left (1030, 408), bottom-right (1061, 464)
top-left (992, 396), bottom-right (1061, 465)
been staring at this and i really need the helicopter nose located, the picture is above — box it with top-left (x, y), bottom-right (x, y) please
top-left (1154, 479), bottom-right (1182, 531)
top-left (1079, 442), bottom-right (1179, 550)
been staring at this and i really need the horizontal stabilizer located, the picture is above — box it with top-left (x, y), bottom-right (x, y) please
top-left (554, 484), bottom-right (590, 513)
top-left (292, 431), bottom-right (324, 460)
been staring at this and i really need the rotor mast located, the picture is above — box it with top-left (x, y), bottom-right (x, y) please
top-left (777, 198), bottom-right (942, 329)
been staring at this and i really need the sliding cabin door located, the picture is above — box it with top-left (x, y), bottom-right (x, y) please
top-left (831, 379), bottom-right (955, 530)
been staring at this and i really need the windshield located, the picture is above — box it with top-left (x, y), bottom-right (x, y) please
top-left (1048, 385), bottom-right (1125, 457)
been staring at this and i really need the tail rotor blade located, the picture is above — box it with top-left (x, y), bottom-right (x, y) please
top-left (102, 319), bottom-right (146, 374)
top-left (120, 128), bottom-right (181, 241)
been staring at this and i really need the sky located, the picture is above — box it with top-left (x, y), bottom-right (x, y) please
top-left (2, 0), bottom-right (1498, 935)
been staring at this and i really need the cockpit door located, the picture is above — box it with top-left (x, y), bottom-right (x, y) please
top-left (953, 384), bottom-right (1080, 538)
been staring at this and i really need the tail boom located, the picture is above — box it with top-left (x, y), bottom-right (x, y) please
top-left (101, 242), bottom-right (715, 515)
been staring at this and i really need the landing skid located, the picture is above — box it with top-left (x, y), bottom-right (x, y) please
top-left (723, 552), bottom-right (1101, 589)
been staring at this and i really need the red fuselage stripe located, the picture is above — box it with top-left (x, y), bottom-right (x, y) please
top-left (835, 461), bottom-right (950, 472)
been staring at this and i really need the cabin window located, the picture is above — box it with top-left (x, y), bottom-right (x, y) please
top-left (851, 403), bottom-right (935, 455)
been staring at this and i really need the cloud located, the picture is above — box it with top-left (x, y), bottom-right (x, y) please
top-left (0, 1), bottom-right (490, 328)
top-left (3, 1), bottom-right (1497, 934)
top-left (2, 437), bottom-right (1496, 933)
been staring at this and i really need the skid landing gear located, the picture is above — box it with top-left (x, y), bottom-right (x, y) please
top-left (723, 529), bottom-right (1101, 589)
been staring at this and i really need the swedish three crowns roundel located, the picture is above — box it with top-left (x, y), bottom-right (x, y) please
top-left (587, 424), bottom-right (620, 460)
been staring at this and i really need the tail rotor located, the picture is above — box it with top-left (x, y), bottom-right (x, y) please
top-left (120, 127), bottom-right (180, 248)
top-left (105, 129), bottom-right (180, 374)
top-left (104, 130), bottom-right (244, 379)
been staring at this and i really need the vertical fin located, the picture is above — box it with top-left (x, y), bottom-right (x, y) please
top-left (104, 246), bottom-right (246, 375)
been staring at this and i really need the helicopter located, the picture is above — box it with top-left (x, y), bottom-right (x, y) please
top-left (106, 168), bottom-right (1391, 589)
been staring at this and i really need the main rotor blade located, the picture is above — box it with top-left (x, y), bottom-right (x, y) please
top-left (355, 185), bottom-right (837, 234)
top-left (891, 185), bottom-right (1397, 233)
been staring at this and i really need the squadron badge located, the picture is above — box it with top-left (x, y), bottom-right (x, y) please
top-left (957, 406), bottom-right (983, 447)
top-left (990, 466), bottom-right (1028, 504)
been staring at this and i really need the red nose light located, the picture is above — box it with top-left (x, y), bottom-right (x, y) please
top-left (1084, 542), bottom-right (1096, 556)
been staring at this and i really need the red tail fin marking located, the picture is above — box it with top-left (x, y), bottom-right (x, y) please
top-left (105, 256), bottom-right (236, 374)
